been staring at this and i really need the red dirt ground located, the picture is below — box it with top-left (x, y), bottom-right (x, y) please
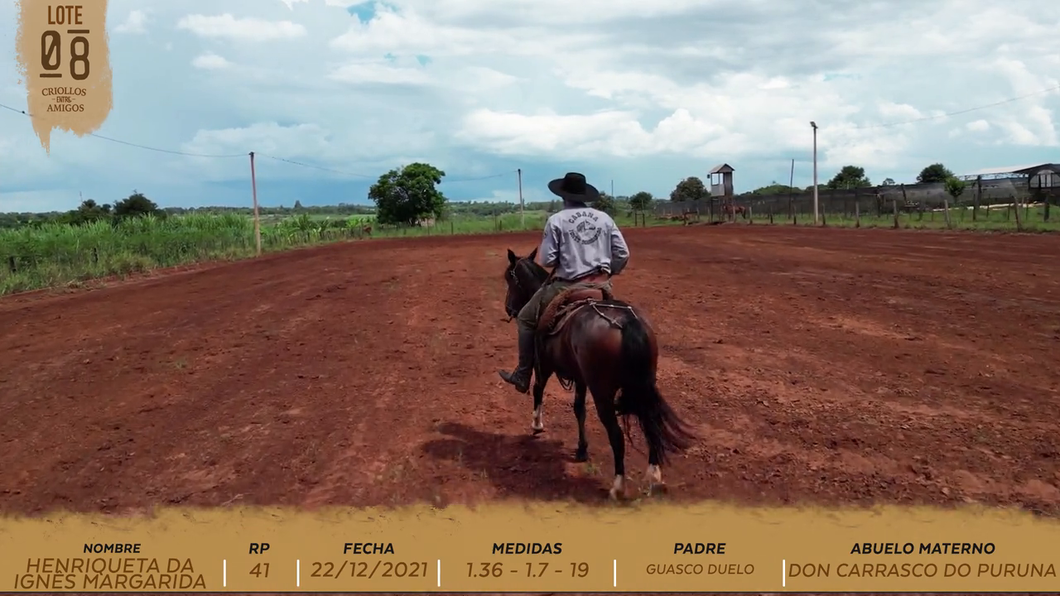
top-left (2, 225), bottom-right (1060, 594)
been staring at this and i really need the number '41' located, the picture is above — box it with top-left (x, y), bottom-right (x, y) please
top-left (249, 563), bottom-right (270, 578)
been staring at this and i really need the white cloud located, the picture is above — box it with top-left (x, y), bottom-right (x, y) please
top-left (0, 0), bottom-right (1058, 212)
top-left (328, 62), bottom-right (430, 85)
top-left (177, 14), bottom-right (308, 41)
top-left (191, 53), bottom-right (233, 70)
top-left (115, 9), bottom-right (148, 34)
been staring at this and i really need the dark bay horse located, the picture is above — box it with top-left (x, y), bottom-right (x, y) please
top-left (502, 248), bottom-right (698, 499)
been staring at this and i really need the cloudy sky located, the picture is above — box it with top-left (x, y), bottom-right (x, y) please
top-left (1, 0), bottom-right (1058, 212)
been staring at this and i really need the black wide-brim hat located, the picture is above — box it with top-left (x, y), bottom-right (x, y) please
top-left (548, 172), bottom-right (600, 203)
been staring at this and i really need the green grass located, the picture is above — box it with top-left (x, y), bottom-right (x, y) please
top-left (0, 212), bottom-right (372, 295)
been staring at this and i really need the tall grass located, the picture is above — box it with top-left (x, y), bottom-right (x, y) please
top-left (0, 213), bottom-right (376, 295)
top-left (0, 210), bottom-right (609, 295)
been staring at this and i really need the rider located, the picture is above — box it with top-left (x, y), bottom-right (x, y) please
top-left (498, 172), bottom-right (631, 394)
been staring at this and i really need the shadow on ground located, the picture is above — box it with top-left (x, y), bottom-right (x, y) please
top-left (421, 421), bottom-right (609, 503)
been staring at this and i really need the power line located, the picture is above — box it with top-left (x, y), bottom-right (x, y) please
top-left (0, 101), bottom-right (517, 183)
top-left (0, 102), bottom-right (246, 158)
top-left (444, 170), bottom-right (517, 183)
top-left (255, 153), bottom-right (375, 178)
top-left (852, 84), bottom-right (1060, 130)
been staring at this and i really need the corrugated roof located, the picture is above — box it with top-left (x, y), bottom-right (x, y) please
top-left (963, 163), bottom-right (1051, 176)
top-left (709, 163), bottom-right (734, 174)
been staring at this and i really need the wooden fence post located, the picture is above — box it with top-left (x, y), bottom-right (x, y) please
top-left (974, 176), bottom-right (982, 221)
top-left (892, 199), bottom-right (899, 229)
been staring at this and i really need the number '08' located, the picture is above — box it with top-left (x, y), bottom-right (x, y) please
top-left (40, 30), bottom-right (90, 80)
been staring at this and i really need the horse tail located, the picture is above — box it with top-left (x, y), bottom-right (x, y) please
top-left (614, 313), bottom-right (697, 464)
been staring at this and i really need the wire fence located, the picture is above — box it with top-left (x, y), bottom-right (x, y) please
top-left (655, 175), bottom-right (1060, 229)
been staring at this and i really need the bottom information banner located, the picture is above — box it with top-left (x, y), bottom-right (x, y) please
top-left (1, 502), bottom-right (1058, 592)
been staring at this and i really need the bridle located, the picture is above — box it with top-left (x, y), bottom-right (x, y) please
top-left (504, 259), bottom-right (541, 322)
top-left (504, 265), bottom-right (524, 322)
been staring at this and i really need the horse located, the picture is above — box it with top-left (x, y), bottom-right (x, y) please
top-left (722, 203), bottom-right (748, 220)
top-left (502, 248), bottom-right (698, 500)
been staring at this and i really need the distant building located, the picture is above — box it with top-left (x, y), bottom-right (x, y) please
top-left (709, 164), bottom-right (735, 199)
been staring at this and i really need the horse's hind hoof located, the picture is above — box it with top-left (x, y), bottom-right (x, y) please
top-left (531, 427), bottom-right (545, 435)
top-left (646, 482), bottom-right (669, 497)
top-left (574, 448), bottom-right (588, 462)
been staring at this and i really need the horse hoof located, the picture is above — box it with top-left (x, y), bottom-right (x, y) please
top-left (574, 449), bottom-right (589, 463)
top-left (531, 426), bottom-right (545, 435)
top-left (647, 482), bottom-right (669, 497)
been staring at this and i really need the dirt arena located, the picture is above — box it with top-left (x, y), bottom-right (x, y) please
top-left (2, 225), bottom-right (1060, 521)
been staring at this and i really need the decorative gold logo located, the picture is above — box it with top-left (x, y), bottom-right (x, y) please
top-left (14, 0), bottom-right (113, 153)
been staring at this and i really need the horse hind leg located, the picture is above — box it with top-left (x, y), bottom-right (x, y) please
top-left (573, 381), bottom-right (589, 462)
top-left (530, 366), bottom-right (553, 435)
top-left (646, 456), bottom-right (667, 496)
top-left (589, 382), bottom-right (626, 501)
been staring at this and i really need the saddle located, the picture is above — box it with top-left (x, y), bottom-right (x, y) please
top-left (536, 272), bottom-right (614, 337)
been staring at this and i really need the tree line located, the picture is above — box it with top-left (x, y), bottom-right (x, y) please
top-left (0, 160), bottom-right (987, 230)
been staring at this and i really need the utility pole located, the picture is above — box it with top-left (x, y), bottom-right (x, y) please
top-left (517, 168), bottom-right (524, 229)
top-left (611, 179), bottom-right (614, 197)
top-left (810, 121), bottom-right (819, 225)
top-left (249, 151), bottom-right (261, 256)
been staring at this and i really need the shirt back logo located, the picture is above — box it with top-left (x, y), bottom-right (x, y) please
top-left (567, 211), bottom-right (603, 245)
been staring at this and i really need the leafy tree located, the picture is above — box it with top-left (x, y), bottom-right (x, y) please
top-left (944, 177), bottom-right (967, 202)
top-left (294, 200), bottom-right (304, 211)
top-left (594, 192), bottom-right (617, 215)
top-left (66, 199), bottom-right (112, 225)
top-left (826, 165), bottom-right (872, 190)
top-left (369, 162), bottom-right (447, 226)
top-left (917, 163), bottom-right (954, 184)
top-left (113, 191), bottom-right (160, 220)
top-left (751, 183), bottom-right (802, 195)
top-left (882, 178), bottom-right (896, 186)
top-left (628, 191), bottom-right (653, 211)
top-left (670, 176), bottom-right (710, 202)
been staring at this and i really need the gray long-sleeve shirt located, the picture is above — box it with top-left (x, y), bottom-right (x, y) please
top-left (538, 206), bottom-right (630, 281)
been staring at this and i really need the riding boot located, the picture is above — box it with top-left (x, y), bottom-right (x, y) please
top-left (498, 328), bottom-right (535, 394)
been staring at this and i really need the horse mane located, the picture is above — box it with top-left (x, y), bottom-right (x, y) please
top-left (516, 257), bottom-right (549, 285)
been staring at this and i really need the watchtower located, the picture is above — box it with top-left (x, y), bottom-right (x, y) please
top-left (709, 164), bottom-right (735, 199)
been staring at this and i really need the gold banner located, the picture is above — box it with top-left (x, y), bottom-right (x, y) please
top-left (14, 0), bottom-right (113, 153)
top-left (2, 503), bottom-right (1059, 592)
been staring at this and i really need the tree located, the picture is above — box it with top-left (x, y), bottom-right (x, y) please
top-left (944, 176), bottom-right (966, 202)
top-left (670, 176), bottom-right (710, 202)
top-left (628, 191), bottom-right (653, 211)
top-left (65, 199), bottom-right (112, 225)
top-left (882, 178), bottom-right (896, 186)
top-left (594, 192), bottom-right (617, 215)
top-left (750, 182), bottom-right (801, 195)
top-left (826, 165), bottom-right (872, 190)
top-left (368, 162), bottom-right (447, 226)
top-left (113, 191), bottom-right (160, 220)
top-left (917, 163), bottom-right (954, 184)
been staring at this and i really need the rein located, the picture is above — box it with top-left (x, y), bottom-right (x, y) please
top-left (508, 258), bottom-right (635, 328)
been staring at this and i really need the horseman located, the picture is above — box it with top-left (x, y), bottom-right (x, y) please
top-left (498, 172), bottom-right (631, 394)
